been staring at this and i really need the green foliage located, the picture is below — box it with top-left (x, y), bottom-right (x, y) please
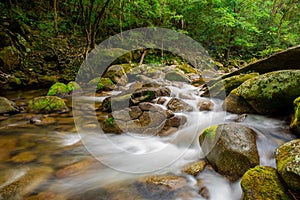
top-left (105, 117), bottom-right (115, 126)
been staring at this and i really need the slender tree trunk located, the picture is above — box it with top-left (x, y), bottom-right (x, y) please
top-left (53, 0), bottom-right (58, 36)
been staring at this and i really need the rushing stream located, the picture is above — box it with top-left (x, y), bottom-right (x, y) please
top-left (0, 83), bottom-right (296, 200)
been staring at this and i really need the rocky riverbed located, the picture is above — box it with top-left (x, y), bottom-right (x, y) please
top-left (1, 59), bottom-right (300, 199)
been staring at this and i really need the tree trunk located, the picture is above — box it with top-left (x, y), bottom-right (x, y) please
top-left (53, 0), bottom-right (58, 36)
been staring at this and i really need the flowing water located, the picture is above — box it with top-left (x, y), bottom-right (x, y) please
top-left (0, 84), bottom-right (296, 200)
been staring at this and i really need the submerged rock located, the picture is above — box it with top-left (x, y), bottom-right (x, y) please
top-left (241, 166), bottom-right (293, 200)
top-left (28, 96), bottom-right (69, 114)
top-left (0, 96), bottom-right (19, 114)
top-left (135, 175), bottom-right (188, 199)
top-left (224, 70), bottom-right (300, 115)
top-left (0, 166), bottom-right (53, 199)
top-left (275, 139), bottom-right (300, 192)
top-left (290, 97), bottom-right (300, 134)
top-left (199, 123), bottom-right (259, 181)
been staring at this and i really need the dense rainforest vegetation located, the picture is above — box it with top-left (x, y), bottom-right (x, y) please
top-left (0, 0), bottom-right (299, 87)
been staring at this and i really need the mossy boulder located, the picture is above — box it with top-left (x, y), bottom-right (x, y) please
top-left (241, 166), bottom-right (293, 200)
top-left (224, 70), bottom-right (300, 114)
top-left (290, 97), bottom-right (300, 134)
top-left (47, 82), bottom-right (68, 97)
top-left (199, 123), bottom-right (259, 181)
top-left (28, 96), bottom-right (69, 114)
top-left (203, 72), bottom-right (259, 98)
top-left (66, 81), bottom-right (81, 93)
top-left (275, 139), bottom-right (300, 192)
top-left (0, 97), bottom-right (19, 114)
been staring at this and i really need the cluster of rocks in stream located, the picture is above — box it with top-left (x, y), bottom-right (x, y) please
top-left (1, 46), bottom-right (300, 199)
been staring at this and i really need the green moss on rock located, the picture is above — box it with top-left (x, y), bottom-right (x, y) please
top-left (47, 82), bottom-right (68, 97)
top-left (290, 97), bottom-right (300, 134)
top-left (241, 166), bottom-right (293, 200)
top-left (236, 70), bottom-right (300, 114)
top-left (28, 96), bottom-right (69, 114)
top-left (275, 139), bottom-right (300, 192)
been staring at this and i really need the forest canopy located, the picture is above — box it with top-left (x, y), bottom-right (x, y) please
top-left (1, 0), bottom-right (299, 63)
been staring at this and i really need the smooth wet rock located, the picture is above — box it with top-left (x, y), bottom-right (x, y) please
top-left (199, 123), bottom-right (259, 181)
top-left (0, 166), bottom-right (53, 199)
top-left (0, 96), bottom-right (19, 114)
top-left (275, 139), bottom-right (300, 192)
top-left (182, 160), bottom-right (207, 177)
top-left (224, 70), bottom-right (300, 114)
top-left (241, 166), bottom-right (293, 200)
top-left (198, 100), bottom-right (214, 111)
top-left (47, 82), bottom-right (68, 97)
top-left (290, 97), bottom-right (300, 134)
top-left (167, 98), bottom-right (193, 112)
top-left (28, 96), bottom-right (69, 114)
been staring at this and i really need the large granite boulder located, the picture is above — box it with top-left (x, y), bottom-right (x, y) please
top-left (223, 70), bottom-right (300, 115)
top-left (199, 123), bottom-right (259, 181)
top-left (275, 139), bottom-right (300, 192)
top-left (222, 45), bottom-right (300, 79)
top-left (0, 97), bottom-right (19, 114)
top-left (241, 166), bottom-right (293, 200)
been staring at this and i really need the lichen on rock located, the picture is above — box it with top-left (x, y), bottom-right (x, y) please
top-left (275, 139), bottom-right (300, 192)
